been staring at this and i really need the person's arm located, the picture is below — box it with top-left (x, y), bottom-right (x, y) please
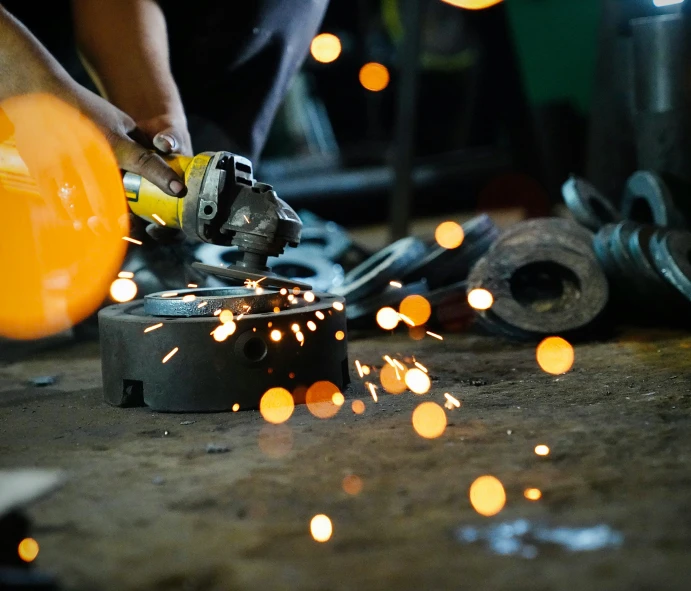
top-left (71, 0), bottom-right (192, 156)
top-left (0, 4), bottom-right (185, 195)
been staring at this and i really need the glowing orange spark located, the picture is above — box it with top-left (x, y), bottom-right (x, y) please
top-left (342, 474), bottom-right (363, 495)
top-left (352, 399), bottom-right (366, 414)
top-left (310, 514), bottom-right (333, 542)
top-left (332, 392), bottom-right (345, 406)
top-left (467, 288), bottom-right (494, 310)
top-left (390, 281), bottom-right (402, 288)
top-left (359, 62), bottom-right (390, 92)
top-left (524, 488), bottom-right (542, 501)
top-left (182, 294), bottom-right (196, 302)
top-left (273, 307), bottom-right (280, 313)
top-left (536, 337), bottom-right (574, 375)
top-left (441, 0), bottom-right (503, 10)
top-left (316, 311), bottom-right (325, 320)
top-left (118, 271), bottom-right (134, 279)
top-left (405, 368), bottom-right (431, 394)
top-left (304, 291), bottom-right (315, 303)
top-left (123, 236), bottom-right (143, 245)
top-left (535, 444), bottom-right (550, 456)
top-left (333, 301), bottom-right (344, 311)
top-left (355, 360), bottom-right (364, 378)
top-left (434, 221), bottom-right (464, 249)
top-left (377, 307), bottom-right (400, 330)
top-left (197, 301), bottom-right (208, 308)
top-left (412, 402), bottom-right (447, 438)
top-left (17, 538), bottom-right (39, 562)
top-left (399, 295), bottom-right (431, 326)
top-left (260, 387), bottom-right (295, 424)
top-left (214, 309), bottom-right (222, 316)
top-left (232, 403), bottom-right (240, 412)
top-left (362, 365), bottom-right (371, 376)
top-left (444, 393), bottom-right (461, 409)
top-left (212, 322), bottom-right (236, 341)
top-left (380, 363), bottom-right (407, 394)
top-left (307, 321), bottom-right (317, 331)
top-left (162, 347), bottom-right (179, 363)
top-left (335, 330), bottom-right (345, 341)
top-left (244, 215), bottom-right (250, 223)
top-left (392, 359), bottom-right (406, 372)
top-left (311, 33), bottom-right (342, 64)
top-left (144, 322), bottom-right (163, 333)
top-left (426, 331), bottom-right (443, 340)
top-left (367, 382), bottom-right (378, 402)
top-left (280, 288), bottom-right (288, 295)
top-left (291, 323), bottom-right (300, 332)
top-left (160, 292), bottom-right (178, 298)
top-left (288, 294), bottom-right (295, 302)
top-left (151, 213), bottom-right (166, 226)
top-left (414, 361), bottom-right (428, 373)
top-left (187, 283), bottom-right (198, 288)
top-left (270, 329), bottom-right (282, 342)
top-left (306, 381), bottom-right (342, 419)
top-left (296, 331), bottom-right (305, 344)
top-left (110, 278), bottom-right (137, 302)
top-left (293, 287), bottom-right (301, 295)
top-left (398, 313), bottom-right (415, 327)
top-left (219, 309), bottom-right (234, 324)
top-left (383, 355), bottom-right (395, 367)
top-left (469, 476), bottom-right (506, 516)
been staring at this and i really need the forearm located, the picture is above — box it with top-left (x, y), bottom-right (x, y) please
top-left (71, 0), bottom-right (184, 122)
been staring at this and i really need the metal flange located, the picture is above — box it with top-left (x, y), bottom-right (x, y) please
top-left (561, 175), bottom-right (622, 231)
top-left (649, 229), bottom-right (691, 302)
top-left (621, 171), bottom-right (686, 228)
top-left (99, 293), bottom-right (349, 412)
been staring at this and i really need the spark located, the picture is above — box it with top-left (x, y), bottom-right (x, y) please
top-left (426, 331), bottom-right (443, 340)
top-left (355, 360), bottom-right (364, 378)
top-left (293, 287), bottom-right (301, 295)
top-left (467, 288), bottom-right (494, 310)
top-left (237, 305), bottom-right (251, 320)
top-left (122, 236), bottom-right (143, 245)
top-left (307, 321), bottom-right (317, 331)
top-left (304, 291), bottom-right (315, 302)
top-left (244, 277), bottom-right (266, 289)
top-left (152, 213), bottom-right (166, 225)
top-left (118, 271), bottom-right (134, 279)
top-left (398, 313), bottom-right (415, 327)
top-left (187, 283), bottom-right (198, 288)
top-left (291, 323), bottom-right (300, 332)
top-left (296, 331), bottom-right (305, 344)
top-left (316, 311), bottom-right (325, 320)
top-left (444, 393), bottom-right (461, 409)
top-left (162, 347), bottom-right (179, 363)
top-left (392, 359), bottom-right (406, 371)
top-left (389, 281), bottom-right (402, 288)
top-left (197, 301), bottom-right (208, 308)
top-left (232, 403), bottom-right (240, 412)
top-left (383, 355), bottom-right (396, 367)
top-left (362, 365), bottom-right (371, 376)
top-left (270, 329), bottom-right (282, 342)
top-left (524, 488), bottom-right (542, 501)
top-left (144, 323), bottom-right (163, 333)
top-left (273, 307), bottom-right (280, 313)
top-left (335, 331), bottom-right (345, 341)
top-left (255, 287), bottom-right (264, 295)
top-left (366, 382), bottom-right (378, 402)
top-left (288, 294), bottom-right (296, 302)
top-left (213, 309), bottom-right (222, 316)
top-left (160, 292), bottom-right (178, 298)
top-left (182, 294), bottom-right (196, 302)
top-left (244, 215), bottom-right (250, 223)
top-left (310, 514), bottom-right (333, 543)
top-left (280, 288), bottom-right (288, 295)
top-left (213, 322), bottom-right (236, 341)
top-left (535, 444), bottom-right (550, 456)
top-left (414, 361), bottom-right (428, 373)
top-left (333, 301), bottom-right (344, 311)
top-left (219, 309), bottom-right (234, 324)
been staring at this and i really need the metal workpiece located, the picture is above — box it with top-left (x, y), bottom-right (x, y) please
top-left (561, 176), bottom-right (622, 231)
top-left (191, 262), bottom-right (313, 291)
top-left (99, 293), bottom-right (349, 412)
top-left (650, 229), bottom-right (691, 302)
top-left (621, 171), bottom-right (687, 228)
top-left (493, 217), bottom-right (596, 258)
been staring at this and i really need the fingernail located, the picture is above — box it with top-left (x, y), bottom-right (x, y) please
top-left (170, 180), bottom-right (185, 195)
top-left (158, 134), bottom-right (177, 152)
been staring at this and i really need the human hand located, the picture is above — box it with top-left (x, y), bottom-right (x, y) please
top-left (136, 113), bottom-right (193, 157)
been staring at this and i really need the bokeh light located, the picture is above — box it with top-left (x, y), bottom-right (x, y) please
top-left (232, 403), bottom-right (240, 411)
top-left (109, 278), bottom-right (137, 303)
top-left (258, 424), bottom-right (293, 458)
top-left (270, 329), bottom-right (282, 342)
top-left (342, 474), bottom-right (364, 496)
top-left (534, 444), bottom-right (550, 456)
top-left (524, 488), bottom-right (542, 501)
top-left (220, 309), bottom-right (234, 324)
top-left (435, 221), bottom-right (464, 249)
top-left (212, 321), bottom-right (236, 342)
top-left (310, 514), bottom-right (333, 542)
top-left (412, 402), bottom-right (447, 439)
top-left (409, 326), bottom-right (427, 341)
top-left (469, 475), bottom-right (506, 516)
top-left (467, 288), bottom-right (493, 310)
top-left (399, 295), bottom-right (432, 327)
top-left (536, 336), bottom-right (574, 375)
top-left (0, 93), bottom-right (127, 339)
top-left (359, 62), bottom-right (390, 92)
top-left (380, 362), bottom-right (407, 394)
top-left (377, 307), bottom-right (400, 330)
top-left (332, 392), bottom-right (345, 406)
top-left (404, 368), bottom-right (431, 394)
top-left (335, 330), bottom-right (345, 341)
top-left (18, 538), bottom-right (39, 562)
top-left (306, 381), bottom-right (342, 419)
top-left (441, 0), bottom-right (504, 9)
top-left (259, 387), bottom-right (294, 424)
top-left (352, 399), bottom-right (366, 414)
top-left (310, 33), bottom-right (342, 63)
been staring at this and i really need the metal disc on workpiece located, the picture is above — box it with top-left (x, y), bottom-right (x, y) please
top-left (621, 171), bottom-right (686, 229)
top-left (332, 236), bottom-right (427, 303)
top-left (402, 214), bottom-right (499, 288)
top-left (99, 292), bottom-right (349, 412)
top-left (467, 241), bottom-right (609, 336)
top-left (649, 229), bottom-right (691, 302)
top-left (561, 175), bottom-right (622, 231)
top-left (144, 287), bottom-right (288, 317)
top-left (492, 217), bottom-right (595, 259)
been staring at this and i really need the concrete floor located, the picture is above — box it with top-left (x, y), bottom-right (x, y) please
top-left (2, 327), bottom-right (691, 590)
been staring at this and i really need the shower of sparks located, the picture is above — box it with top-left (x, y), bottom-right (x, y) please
top-left (414, 361), bottom-right (428, 373)
top-left (237, 305), bottom-right (251, 320)
top-left (244, 277), bottom-right (266, 289)
top-left (187, 283), bottom-right (198, 288)
top-left (162, 347), bottom-right (179, 363)
top-left (444, 393), bottom-right (461, 409)
top-left (307, 321), bottom-right (317, 331)
top-left (152, 213), bottom-right (166, 225)
top-left (144, 323), bottom-right (163, 333)
top-left (182, 294), bottom-right (196, 302)
top-left (197, 301), bottom-right (208, 308)
top-left (118, 271), bottom-right (134, 279)
top-left (389, 281), bottom-right (402, 288)
top-left (398, 313), bottom-right (415, 327)
top-left (280, 288), bottom-right (288, 295)
top-left (367, 382), bottom-right (378, 402)
top-left (213, 309), bottom-right (222, 316)
top-left (316, 311), bottom-right (325, 320)
top-left (355, 360), bottom-right (364, 378)
top-left (304, 291), bottom-right (315, 302)
top-left (122, 236), bottom-right (142, 245)
top-left (244, 215), bottom-right (250, 223)
top-left (333, 301), bottom-right (344, 311)
top-left (426, 331), bottom-right (443, 340)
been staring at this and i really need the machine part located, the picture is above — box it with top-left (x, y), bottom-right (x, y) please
top-left (592, 224), bottom-right (620, 280)
top-left (144, 287), bottom-right (288, 317)
top-left (194, 243), bottom-right (343, 292)
top-left (99, 293), bottom-right (349, 412)
top-left (492, 217), bottom-right (595, 259)
top-left (346, 280), bottom-right (428, 328)
top-left (628, 225), bottom-right (677, 295)
top-left (192, 262), bottom-right (313, 291)
top-left (333, 236), bottom-right (427, 303)
top-left (649, 229), bottom-right (691, 302)
top-left (621, 171), bottom-right (686, 228)
top-left (561, 175), bottom-right (622, 231)
top-left (468, 241), bottom-right (609, 336)
top-left (402, 214), bottom-right (500, 288)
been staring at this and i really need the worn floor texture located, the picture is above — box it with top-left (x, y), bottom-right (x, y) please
top-left (1, 328), bottom-right (691, 591)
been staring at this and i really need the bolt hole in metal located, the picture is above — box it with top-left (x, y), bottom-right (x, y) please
top-left (509, 262), bottom-right (581, 313)
top-left (203, 204), bottom-right (214, 216)
top-left (588, 195), bottom-right (616, 223)
top-left (242, 336), bottom-right (268, 362)
top-left (629, 197), bottom-right (655, 224)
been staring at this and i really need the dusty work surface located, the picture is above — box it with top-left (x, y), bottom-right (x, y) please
top-left (2, 330), bottom-right (691, 591)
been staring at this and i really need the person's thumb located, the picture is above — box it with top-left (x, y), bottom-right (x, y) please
top-left (153, 128), bottom-right (182, 154)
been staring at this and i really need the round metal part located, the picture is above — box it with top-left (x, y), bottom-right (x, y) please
top-left (468, 242), bottom-right (609, 335)
top-left (333, 236), bottom-right (427, 303)
top-left (627, 225), bottom-right (675, 295)
top-left (192, 262), bottom-right (313, 291)
top-left (649, 230), bottom-right (691, 302)
top-left (144, 287), bottom-right (288, 317)
top-left (493, 217), bottom-right (595, 259)
top-left (621, 171), bottom-right (685, 228)
top-left (561, 175), bottom-right (622, 231)
top-left (592, 224), bottom-right (620, 279)
top-left (99, 293), bottom-right (349, 412)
